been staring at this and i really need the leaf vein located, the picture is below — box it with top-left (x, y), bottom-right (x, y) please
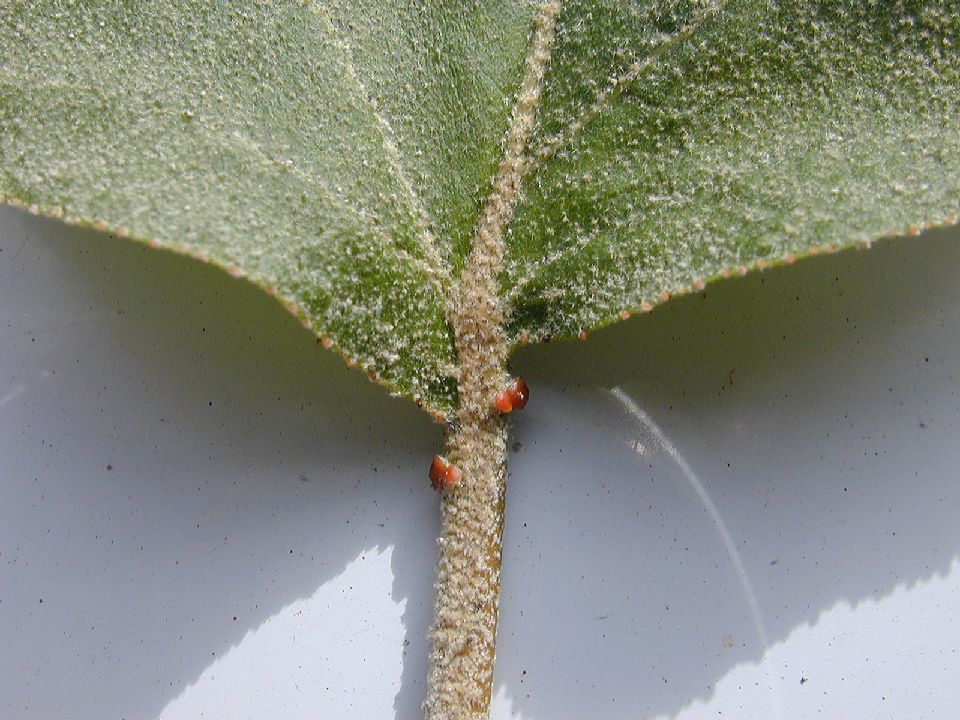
top-left (524, 0), bottom-right (727, 182)
top-left (314, 5), bottom-right (455, 299)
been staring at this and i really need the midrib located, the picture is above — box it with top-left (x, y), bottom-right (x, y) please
top-left (450, 0), bottom-right (561, 423)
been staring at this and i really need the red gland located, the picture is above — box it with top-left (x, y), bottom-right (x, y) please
top-left (495, 390), bottom-right (514, 413)
top-left (429, 455), bottom-right (462, 490)
top-left (495, 377), bottom-right (529, 414)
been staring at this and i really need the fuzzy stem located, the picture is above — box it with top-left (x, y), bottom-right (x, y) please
top-left (423, 418), bottom-right (508, 720)
top-left (423, 4), bottom-right (559, 718)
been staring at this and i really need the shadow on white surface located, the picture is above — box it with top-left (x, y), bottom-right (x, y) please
top-left (2, 205), bottom-right (960, 719)
top-left (495, 224), bottom-right (960, 718)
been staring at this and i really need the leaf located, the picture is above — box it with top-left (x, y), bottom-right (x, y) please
top-left (1, 1), bottom-right (537, 417)
top-left (2, 1), bottom-right (959, 418)
top-left (503, 1), bottom-right (960, 342)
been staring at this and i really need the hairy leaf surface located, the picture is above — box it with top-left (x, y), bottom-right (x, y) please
top-left (504, 1), bottom-right (960, 342)
top-left (2, 1), bottom-right (958, 416)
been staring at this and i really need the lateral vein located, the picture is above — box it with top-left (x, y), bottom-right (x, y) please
top-left (317, 6), bottom-right (455, 299)
top-left (525, 0), bottom-right (725, 183)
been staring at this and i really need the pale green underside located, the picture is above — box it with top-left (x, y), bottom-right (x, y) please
top-left (2, 1), bottom-right (959, 416)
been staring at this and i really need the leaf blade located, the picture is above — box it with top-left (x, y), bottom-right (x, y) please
top-left (0, 1), bottom-right (538, 416)
top-left (3, 1), bottom-right (959, 413)
top-left (504, 1), bottom-right (960, 342)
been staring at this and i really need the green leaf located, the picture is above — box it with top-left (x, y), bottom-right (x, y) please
top-left (2, 1), bottom-right (959, 417)
top-left (0, 1), bottom-right (537, 417)
top-left (503, 1), bottom-right (960, 342)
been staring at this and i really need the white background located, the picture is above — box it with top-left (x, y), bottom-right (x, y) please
top-left (2, 203), bottom-right (959, 719)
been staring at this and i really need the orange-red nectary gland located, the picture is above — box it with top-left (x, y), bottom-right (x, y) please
top-left (495, 377), bottom-right (530, 414)
top-left (429, 455), bottom-right (461, 490)
top-left (512, 377), bottom-right (529, 410)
